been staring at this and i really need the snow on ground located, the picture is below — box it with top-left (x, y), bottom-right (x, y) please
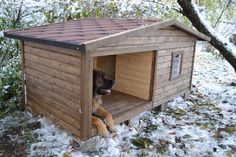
top-left (0, 45), bottom-right (234, 156)
top-left (25, 45), bottom-right (235, 157)
top-left (29, 118), bottom-right (73, 156)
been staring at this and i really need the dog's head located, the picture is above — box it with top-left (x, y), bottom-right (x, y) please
top-left (93, 70), bottom-right (115, 96)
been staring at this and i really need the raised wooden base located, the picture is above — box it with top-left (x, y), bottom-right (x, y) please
top-left (102, 91), bottom-right (152, 124)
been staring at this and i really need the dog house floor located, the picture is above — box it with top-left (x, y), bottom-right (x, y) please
top-left (102, 91), bottom-right (152, 124)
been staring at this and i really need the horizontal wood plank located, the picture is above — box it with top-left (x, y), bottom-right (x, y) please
top-left (27, 74), bottom-right (80, 101)
top-left (25, 67), bottom-right (81, 93)
top-left (102, 91), bottom-right (152, 124)
top-left (24, 53), bottom-right (81, 76)
top-left (108, 36), bottom-right (196, 47)
top-left (27, 88), bottom-right (81, 120)
top-left (155, 78), bottom-right (190, 95)
top-left (27, 97), bottom-right (81, 137)
top-left (89, 42), bottom-right (194, 57)
top-left (155, 66), bottom-right (192, 79)
top-left (153, 88), bottom-right (189, 107)
top-left (157, 47), bottom-right (194, 57)
top-left (24, 45), bottom-right (81, 66)
top-left (28, 90), bottom-right (81, 128)
top-left (156, 58), bottom-right (193, 70)
top-left (27, 80), bottom-right (80, 110)
top-left (113, 101), bottom-right (151, 124)
top-left (24, 41), bottom-right (81, 57)
top-left (25, 60), bottom-right (80, 84)
top-left (155, 73), bottom-right (191, 88)
top-left (157, 53), bottom-right (193, 64)
top-left (154, 83), bottom-right (190, 99)
top-left (132, 29), bottom-right (191, 37)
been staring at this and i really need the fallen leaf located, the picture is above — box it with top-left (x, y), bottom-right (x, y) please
top-left (214, 129), bottom-right (223, 139)
top-left (131, 136), bottom-right (153, 149)
top-left (225, 127), bottom-right (235, 134)
top-left (63, 153), bottom-right (70, 157)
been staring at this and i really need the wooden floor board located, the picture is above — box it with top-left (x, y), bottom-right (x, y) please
top-left (102, 91), bottom-right (151, 124)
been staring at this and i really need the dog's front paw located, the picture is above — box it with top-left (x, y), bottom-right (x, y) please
top-left (98, 123), bottom-right (109, 137)
top-left (108, 125), bottom-right (116, 133)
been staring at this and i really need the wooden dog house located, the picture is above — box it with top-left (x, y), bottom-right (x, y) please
top-left (4, 18), bottom-right (210, 139)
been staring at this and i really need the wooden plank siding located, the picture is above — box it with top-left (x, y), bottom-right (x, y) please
top-left (88, 26), bottom-right (196, 57)
top-left (152, 46), bottom-right (195, 107)
top-left (90, 26), bottom-right (196, 109)
top-left (22, 24), bottom-right (196, 139)
top-left (23, 42), bottom-right (82, 137)
top-left (80, 52), bottom-right (93, 139)
top-left (114, 51), bottom-right (155, 100)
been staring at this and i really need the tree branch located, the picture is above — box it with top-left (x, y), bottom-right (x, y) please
top-left (213, 0), bottom-right (231, 28)
top-left (177, 0), bottom-right (236, 72)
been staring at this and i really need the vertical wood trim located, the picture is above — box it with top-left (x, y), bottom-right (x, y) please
top-left (189, 41), bottom-right (197, 90)
top-left (20, 41), bottom-right (27, 105)
top-left (152, 50), bottom-right (159, 108)
top-left (80, 52), bottom-right (93, 139)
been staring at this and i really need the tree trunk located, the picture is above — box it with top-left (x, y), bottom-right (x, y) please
top-left (177, 0), bottom-right (236, 72)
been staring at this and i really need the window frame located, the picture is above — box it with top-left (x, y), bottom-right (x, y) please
top-left (169, 51), bottom-right (183, 80)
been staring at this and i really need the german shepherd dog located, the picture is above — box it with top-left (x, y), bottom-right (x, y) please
top-left (92, 70), bottom-right (116, 137)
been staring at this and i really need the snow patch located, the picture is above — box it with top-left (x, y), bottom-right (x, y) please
top-left (192, 2), bottom-right (236, 57)
top-left (29, 118), bottom-right (73, 157)
top-left (28, 46), bottom-right (236, 156)
top-left (0, 31), bottom-right (4, 37)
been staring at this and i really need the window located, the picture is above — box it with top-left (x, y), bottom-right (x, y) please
top-left (170, 52), bottom-right (183, 80)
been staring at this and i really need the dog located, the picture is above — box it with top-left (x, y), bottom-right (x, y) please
top-left (92, 70), bottom-right (116, 137)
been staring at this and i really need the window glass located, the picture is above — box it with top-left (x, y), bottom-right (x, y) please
top-left (171, 52), bottom-right (182, 79)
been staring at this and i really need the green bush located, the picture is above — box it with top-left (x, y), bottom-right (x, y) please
top-left (0, 54), bottom-right (23, 116)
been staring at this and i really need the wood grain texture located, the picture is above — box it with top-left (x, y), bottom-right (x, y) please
top-left (22, 21), bottom-right (200, 139)
top-left (24, 45), bottom-right (81, 66)
top-left (108, 36), bottom-right (196, 47)
top-left (102, 91), bottom-right (152, 124)
top-left (88, 25), bottom-right (196, 57)
top-left (153, 46), bottom-right (194, 108)
top-left (80, 53), bottom-right (93, 139)
top-left (20, 41), bottom-right (27, 106)
top-left (24, 53), bottom-right (81, 76)
top-left (85, 19), bottom-right (209, 51)
top-left (24, 41), bottom-right (81, 57)
top-left (114, 51), bottom-right (154, 100)
top-left (89, 41), bottom-right (195, 57)
top-left (27, 89), bottom-right (81, 128)
top-left (27, 96), bottom-right (81, 137)
top-left (25, 60), bottom-right (80, 84)
top-left (27, 87), bottom-right (80, 120)
top-left (95, 56), bottom-right (116, 79)
top-left (189, 41), bottom-right (197, 90)
top-left (25, 67), bottom-right (81, 93)
top-left (26, 79), bottom-right (80, 110)
top-left (23, 42), bottom-right (82, 138)
top-left (153, 88), bottom-right (189, 107)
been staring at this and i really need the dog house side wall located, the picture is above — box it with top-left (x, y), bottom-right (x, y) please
top-left (21, 41), bottom-right (83, 137)
top-left (152, 42), bottom-right (196, 107)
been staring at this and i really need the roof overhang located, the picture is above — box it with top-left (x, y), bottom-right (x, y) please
top-left (4, 19), bottom-right (210, 53)
top-left (83, 20), bottom-right (210, 51)
top-left (4, 32), bottom-right (85, 52)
